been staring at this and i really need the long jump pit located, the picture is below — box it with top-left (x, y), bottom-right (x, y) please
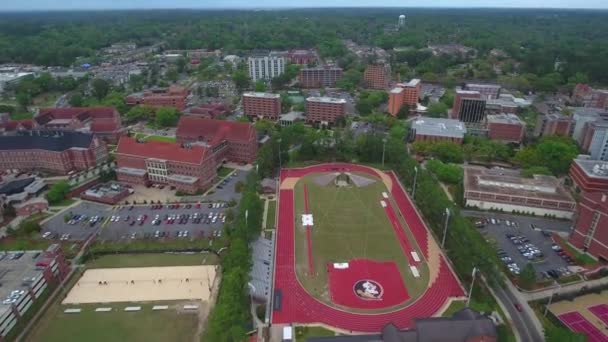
top-left (62, 265), bottom-right (217, 304)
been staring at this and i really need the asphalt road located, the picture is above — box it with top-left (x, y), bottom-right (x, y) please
top-left (494, 282), bottom-right (542, 342)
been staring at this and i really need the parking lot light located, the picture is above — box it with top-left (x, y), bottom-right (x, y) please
top-left (441, 208), bottom-right (450, 248)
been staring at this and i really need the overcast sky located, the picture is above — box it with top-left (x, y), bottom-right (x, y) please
top-left (1, 0), bottom-right (608, 11)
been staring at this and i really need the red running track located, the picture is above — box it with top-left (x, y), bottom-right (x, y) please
top-left (383, 199), bottom-right (419, 265)
top-left (273, 163), bottom-right (465, 332)
top-left (303, 184), bottom-right (314, 276)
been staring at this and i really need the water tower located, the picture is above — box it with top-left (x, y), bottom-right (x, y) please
top-left (398, 14), bottom-right (406, 29)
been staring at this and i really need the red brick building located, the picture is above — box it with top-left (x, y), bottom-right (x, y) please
top-left (0, 113), bottom-right (36, 134)
top-left (388, 79), bottom-right (421, 116)
top-left (243, 92), bottom-right (281, 121)
top-left (450, 90), bottom-right (486, 123)
top-left (298, 66), bottom-right (343, 88)
top-left (35, 107), bottom-right (124, 143)
top-left (486, 113), bottom-right (525, 143)
top-left (363, 63), bottom-right (391, 90)
top-left (176, 117), bottom-right (257, 164)
top-left (115, 137), bottom-right (216, 194)
top-left (535, 113), bottom-right (574, 137)
top-left (573, 84), bottom-right (608, 110)
top-left (0, 131), bottom-right (108, 175)
top-left (286, 49), bottom-right (317, 65)
top-left (410, 117), bottom-right (467, 144)
top-left (305, 97), bottom-right (346, 126)
top-left (570, 158), bottom-right (608, 193)
top-left (186, 103), bottom-right (229, 119)
top-left (569, 191), bottom-right (608, 261)
top-left (125, 85), bottom-right (189, 111)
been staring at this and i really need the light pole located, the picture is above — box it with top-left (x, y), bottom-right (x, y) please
top-left (412, 166), bottom-right (418, 198)
top-left (442, 207), bottom-right (450, 248)
top-left (277, 138), bottom-right (282, 172)
top-left (381, 138), bottom-right (387, 167)
top-left (466, 267), bottom-right (477, 307)
top-left (544, 282), bottom-right (561, 316)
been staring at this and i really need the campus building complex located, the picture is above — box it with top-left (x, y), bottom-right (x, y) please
top-left (242, 92), bottom-right (281, 121)
top-left (125, 85), bottom-right (189, 111)
top-left (35, 107), bottom-right (124, 143)
top-left (534, 113), bottom-right (574, 138)
top-left (463, 83), bottom-right (501, 100)
top-left (569, 192), bottom-right (608, 261)
top-left (464, 166), bottom-right (576, 219)
top-left (248, 51), bottom-right (285, 81)
top-left (0, 131), bottom-right (108, 175)
top-left (486, 113), bottom-right (525, 144)
top-left (450, 90), bottom-right (486, 123)
top-left (570, 157), bottom-right (608, 193)
top-left (298, 66), bottom-right (343, 88)
top-left (573, 84), bottom-right (608, 110)
top-left (285, 49), bottom-right (317, 65)
top-left (305, 97), bottom-right (346, 126)
top-left (388, 79), bottom-right (421, 116)
top-left (0, 245), bottom-right (69, 339)
top-left (410, 117), bottom-right (467, 144)
top-left (363, 63), bottom-right (391, 89)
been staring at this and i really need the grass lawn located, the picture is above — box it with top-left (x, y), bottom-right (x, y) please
top-left (266, 200), bottom-right (276, 229)
top-left (86, 253), bottom-right (218, 268)
top-left (441, 300), bottom-right (467, 317)
top-left (293, 173), bottom-right (429, 310)
top-left (217, 166), bottom-right (234, 178)
top-left (145, 135), bottom-right (176, 143)
top-left (89, 238), bottom-right (226, 254)
top-left (27, 302), bottom-right (198, 342)
top-left (10, 112), bottom-right (34, 120)
top-left (295, 326), bottom-right (337, 341)
top-left (33, 91), bottom-right (62, 107)
top-left (50, 198), bottom-right (77, 207)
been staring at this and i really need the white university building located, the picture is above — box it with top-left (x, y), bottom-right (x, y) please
top-left (248, 52), bottom-right (285, 82)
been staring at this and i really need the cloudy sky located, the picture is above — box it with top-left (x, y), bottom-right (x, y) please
top-left (1, 0), bottom-right (608, 11)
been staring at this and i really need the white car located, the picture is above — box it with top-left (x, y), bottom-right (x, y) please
top-left (42, 232), bottom-right (52, 239)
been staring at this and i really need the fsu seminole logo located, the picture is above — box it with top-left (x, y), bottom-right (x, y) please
top-left (353, 279), bottom-right (383, 300)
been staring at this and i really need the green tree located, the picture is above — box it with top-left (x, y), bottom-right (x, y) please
top-left (254, 80), bottom-right (266, 92)
top-left (46, 181), bottom-right (71, 205)
top-left (397, 104), bottom-right (411, 119)
top-left (518, 263), bottom-right (537, 289)
top-left (233, 70), bottom-right (250, 92)
top-left (545, 325), bottom-right (586, 342)
top-left (427, 102), bottom-right (448, 118)
top-left (16, 93), bottom-right (32, 108)
top-left (69, 93), bottom-right (84, 107)
top-left (166, 68), bottom-right (179, 82)
top-left (155, 107), bottom-right (180, 127)
top-left (91, 78), bottom-right (110, 101)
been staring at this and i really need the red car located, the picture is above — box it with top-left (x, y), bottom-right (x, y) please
top-left (514, 303), bottom-right (523, 312)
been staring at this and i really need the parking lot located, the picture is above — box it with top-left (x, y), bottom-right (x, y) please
top-left (204, 168), bottom-right (250, 202)
top-left (470, 213), bottom-right (573, 281)
top-left (42, 202), bottom-right (112, 241)
top-left (99, 202), bottom-right (228, 241)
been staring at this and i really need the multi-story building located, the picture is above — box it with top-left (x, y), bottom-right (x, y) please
top-left (572, 107), bottom-right (608, 145)
top-left (486, 113), bottom-right (525, 144)
top-left (363, 63), bottom-right (391, 89)
top-left (485, 93), bottom-right (532, 115)
top-left (388, 79), bottom-right (421, 116)
top-left (570, 157), bottom-right (608, 193)
top-left (583, 120), bottom-right (608, 161)
top-left (569, 191), bottom-right (608, 261)
top-left (35, 107), bottom-right (124, 143)
top-left (410, 117), bottom-right (467, 144)
top-left (305, 97), bottom-right (346, 126)
top-left (242, 92), bottom-right (281, 121)
top-left (125, 85), bottom-right (189, 111)
top-left (573, 84), bottom-right (608, 110)
top-left (285, 49), bottom-right (317, 65)
top-left (298, 66), bottom-right (343, 88)
top-left (450, 90), bottom-right (486, 123)
top-left (0, 131), bottom-right (108, 175)
top-left (248, 51), bottom-right (285, 82)
top-left (176, 117), bottom-right (257, 164)
top-left (115, 137), bottom-right (216, 194)
top-left (0, 244), bottom-right (69, 339)
top-left (534, 113), bottom-right (574, 138)
top-left (464, 83), bottom-right (501, 100)
top-left (463, 166), bottom-right (576, 219)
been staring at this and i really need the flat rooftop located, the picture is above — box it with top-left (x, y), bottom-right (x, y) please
top-left (0, 251), bottom-right (45, 316)
top-left (573, 157), bottom-right (608, 179)
top-left (243, 92), bottom-right (280, 99)
top-left (487, 113), bottom-right (524, 125)
top-left (411, 117), bottom-right (466, 138)
top-left (466, 83), bottom-right (501, 89)
top-left (464, 166), bottom-right (574, 202)
top-left (405, 78), bottom-right (421, 87)
top-left (306, 97), bottom-right (347, 104)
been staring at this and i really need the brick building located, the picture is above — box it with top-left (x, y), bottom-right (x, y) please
top-left (115, 137), bottom-right (216, 194)
top-left (185, 103), bottom-right (229, 119)
top-left (410, 117), bottom-right (466, 144)
top-left (243, 92), bottom-right (281, 121)
top-left (14, 198), bottom-right (48, 217)
top-left (450, 90), bottom-right (486, 123)
top-left (464, 83), bottom-right (501, 100)
top-left (573, 84), bottom-right (608, 110)
top-left (0, 113), bottom-right (35, 134)
top-left (388, 79), bottom-right (421, 116)
top-left (305, 97), bottom-right (346, 126)
top-left (486, 113), bottom-right (525, 144)
top-left (569, 192), bottom-right (608, 261)
top-left (125, 85), bottom-right (189, 111)
top-left (298, 66), bottom-right (343, 88)
top-left (35, 107), bottom-right (124, 143)
top-left (570, 157), bottom-right (608, 193)
top-left (176, 117), bottom-right (257, 164)
top-left (534, 113), bottom-right (574, 138)
top-left (0, 131), bottom-right (108, 175)
top-left (363, 63), bottom-right (391, 89)
top-left (285, 49), bottom-right (317, 65)
top-left (464, 166), bottom-right (576, 219)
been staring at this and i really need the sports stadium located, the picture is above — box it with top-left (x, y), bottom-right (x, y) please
top-left (272, 163), bottom-right (466, 333)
